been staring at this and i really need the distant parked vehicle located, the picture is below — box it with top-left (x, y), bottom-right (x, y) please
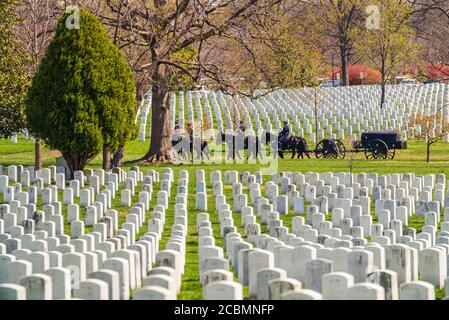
top-left (424, 79), bottom-right (441, 85)
top-left (400, 78), bottom-right (419, 85)
top-left (320, 80), bottom-right (341, 88)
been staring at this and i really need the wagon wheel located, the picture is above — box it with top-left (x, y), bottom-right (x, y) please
top-left (326, 140), bottom-right (340, 159)
top-left (315, 139), bottom-right (338, 159)
top-left (365, 139), bottom-right (388, 160)
top-left (335, 140), bottom-right (347, 160)
top-left (314, 140), bottom-right (327, 159)
top-left (387, 148), bottom-right (396, 160)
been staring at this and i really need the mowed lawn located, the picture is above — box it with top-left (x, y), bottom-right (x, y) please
top-left (1, 137), bottom-right (449, 299)
top-left (1, 137), bottom-right (448, 175)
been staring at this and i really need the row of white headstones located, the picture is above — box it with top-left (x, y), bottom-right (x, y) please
top-left (0, 165), bottom-right (185, 300)
top-left (135, 84), bottom-right (449, 144)
top-left (7, 84), bottom-right (449, 145)
top-left (194, 169), bottom-right (449, 300)
top-left (1, 165), bottom-right (449, 299)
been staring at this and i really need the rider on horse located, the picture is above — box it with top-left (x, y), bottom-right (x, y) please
top-left (278, 120), bottom-right (291, 149)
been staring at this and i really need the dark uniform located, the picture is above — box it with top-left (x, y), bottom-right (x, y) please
top-left (279, 123), bottom-right (291, 147)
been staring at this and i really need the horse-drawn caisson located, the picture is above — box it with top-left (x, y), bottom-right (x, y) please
top-left (299, 131), bottom-right (407, 160)
top-left (298, 131), bottom-right (407, 160)
top-left (171, 123), bottom-right (407, 161)
top-left (221, 130), bottom-right (406, 160)
top-left (352, 131), bottom-right (407, 160)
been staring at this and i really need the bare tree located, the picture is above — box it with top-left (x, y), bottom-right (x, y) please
top-left (408, 111), bottom-right (449, 162)
top-left (408, 1), bottom-right (449, 80)
top-left (15, 0), bottom-right (319, 166)
top-left (299, 0), bottom-right (363, 87)
top-left (100, 0), bottom-right (316, 164)
top-left (355, 0), bottom-right (419, 108)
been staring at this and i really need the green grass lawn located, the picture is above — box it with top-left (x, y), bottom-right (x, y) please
top-left (1, 137), bottom-right (448, 175)
top-left (1, 137), bottom-right (449, 300)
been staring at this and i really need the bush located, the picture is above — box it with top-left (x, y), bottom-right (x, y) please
top-left (0, 0), bottom-right (30, 138)
top-left (331, 65), bottom-right (381, 85)
top-left (27, 8), bottom-right (136, 173)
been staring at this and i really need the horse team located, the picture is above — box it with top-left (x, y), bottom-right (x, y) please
top-left (171, 131), bottom-right (311, 160)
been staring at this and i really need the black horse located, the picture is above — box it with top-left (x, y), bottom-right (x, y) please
top-left (172, 135), bottom-right (210, 161)
top-left (216, 132), bottom-right (271, 160)
top-left (264, 133), bottom-right (310, 159)
top-left (291, 136), bottom-right (311, 159)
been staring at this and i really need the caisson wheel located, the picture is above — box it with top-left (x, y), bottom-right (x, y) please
top-left (365, 139), bottom-right (388, 160)
top-left (335, 139), bottom-right (347, 160)
top-left (315, 139), bottom-right (339, 159)
top-left (387, 148), bottom-right (396, 160)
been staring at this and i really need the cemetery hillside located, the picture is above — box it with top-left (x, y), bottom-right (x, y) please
top-left (1, 0), bottom-right (449, 304)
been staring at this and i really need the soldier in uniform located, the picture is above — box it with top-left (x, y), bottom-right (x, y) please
top-left (278, 120), bottom-right (291, 149)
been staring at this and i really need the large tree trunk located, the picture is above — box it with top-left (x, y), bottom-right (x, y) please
top-left (102, 145), bottom-right (111, 171)
top-left (35, 138), bottom-right (42, 170)
top-left (426, 141), bottom-right (431, 163)
top-left (380, 60), bottom-right (386, 108)
top-left (139, 70), bottom-right (173, 163)
top-left (340, 45), bottom-right (350, 87)
top-left (64, 154), bottom-right (88, 178)
top-left (111, 147), bottom-right (125, 168)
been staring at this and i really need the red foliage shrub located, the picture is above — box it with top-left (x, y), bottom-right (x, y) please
top-left (329, 65), bottom-right (382, 85)
top-left (422, 64), bottom-right (449, 80)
